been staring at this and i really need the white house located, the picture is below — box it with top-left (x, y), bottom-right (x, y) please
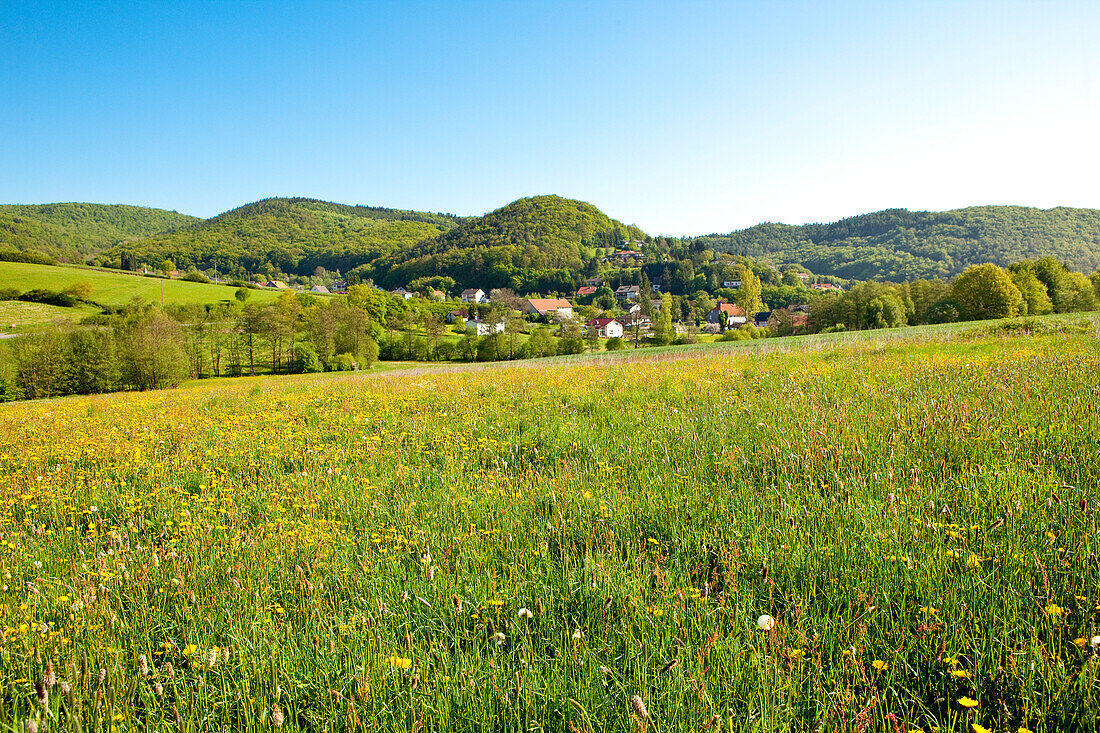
top-left (587, 318), bottom-right (624, 339)
top-left (466, 319), bottom-right (505, 336)
top-left (461, 288), bottom-right (487, 303)
top-left (524, 298), bottom-right (574, 320)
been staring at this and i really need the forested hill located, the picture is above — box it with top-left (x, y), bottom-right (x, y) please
top-left (372, 195), bottom-right (648, 292)
top-left (0, 203), bottom-right (199, 261)
top-left (103, 198), bottom-right (466, 276)
top-left (691, 206), bottom-right (1100, 281)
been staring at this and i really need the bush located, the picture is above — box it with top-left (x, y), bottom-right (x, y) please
top-left (331, 352), bottom-right (356, 371)
top-left (0, 249), bottom-right (56, 266)
top-left (674, 332), bottom-right (698, 345)
top-left (605, 337), bottom-right (627, 351)
top-left (182, 271), bottom-right (212, 284)
top-left (0, 288), bottom-right (20, 301)
top-left (19, 289), bottom-right (78, 307)
top-left (292, 342), bottom-right (323, 373)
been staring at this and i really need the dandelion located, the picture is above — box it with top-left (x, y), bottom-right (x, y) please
top-left (1045, 603), bottom-right (1063, 618)
top-left (872, 660), bottom-right (888, 671)
top-left (517, 608), bottom-right (533, 620)
top-left (951, 670), bottom-right (971, 678)
top-left (495, 632), bottom-right (506, 645)
top-left (383, 656), bottom-right (412, 669)
top-left (958, 696), bottom-right (978, 708)
top-left (972, 724), bottom-right (991, 733)
top-left (630, 695), bottom-right (649, 720)
top-left (757, 615), bottom-right (775, 631)
top-left (966, 554), bottom-right (982, 568)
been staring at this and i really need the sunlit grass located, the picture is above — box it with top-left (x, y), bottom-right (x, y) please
top-left (0, 325), bottom-right (1097, 732)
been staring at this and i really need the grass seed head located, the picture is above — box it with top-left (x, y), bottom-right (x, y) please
top-left (630, 695), bottom-right (649, 720)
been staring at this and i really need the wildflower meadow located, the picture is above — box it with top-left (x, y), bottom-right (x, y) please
top-left (1, 321), bottom-right (1098, 732)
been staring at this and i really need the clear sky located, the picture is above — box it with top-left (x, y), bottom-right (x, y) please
top-left (2, 1), bottom-right (1098, 235)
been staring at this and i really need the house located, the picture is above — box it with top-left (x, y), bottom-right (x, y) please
top-left (466, 319), bottom-right (505, 336)
top-left (168, 270), bottom-right (180, 279)
top-left (753, 311), bottom-right (773, 328)
top-left (585, 277), bottom-right (603, 286)
top-left (524, 298), bottom-right (574, 320)
top-left (310, 285), bottom-right (331, 294)
top-left (576, 285), bottom-right (598, 298)
top-left (796, 273), bottom-right (812, 283)
top-left (390, 287), bottom-right (414, 300)
top-left (627, 303), bottom-right (642, 314)
top-left (615, 285), bottom-right (641, 300)
top-left (706, 302), bottom-right (747, 328)
top-left (721, 280), bottom-right (742, 289)
top-left (446, 309), bottom-right (468, 324)
top-left (429, 289), bottom-right (446, 302)
top-left (461, 288), bottom-right (486, 304)
top-left (587, 318), bottom-right (624, 339)
top-left (810, 283), bottom-right (842, 291)
top-left (266, 280), bottom-right (291, 290)
top-left (620, 312), bottom-right (651, 329)
top-left (610, 250), bottom-right (645, 263)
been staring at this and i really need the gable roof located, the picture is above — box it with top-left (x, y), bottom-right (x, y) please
top-left (576, 285), bottom-right (598, 297)
top-left (527, 298), bottom-right (572, 311)
top-left (712, 303), bottom-right (746, 316)
top-left (461, 288), bottom-right (484, 296)
top-left (587, 317), bottom-right (621, 327)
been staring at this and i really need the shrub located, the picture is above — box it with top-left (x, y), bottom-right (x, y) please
top-left (605, 337), bottom-right (627, 351)
top-left (292, 342), bottom-right (323, 373)
top-left (182, 271), bottom-right (212, 284)
top-left (331, 352), bottom-right (356, 371)
top-left (0, 288), bottom-right (20, 301)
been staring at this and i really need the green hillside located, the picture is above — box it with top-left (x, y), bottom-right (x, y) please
top-left (105, 197), bottom-right (465, 277)
top-left (374, 194), bottom-right (648, 292)
top-left (0, 261), bottom-right (281, 310)
top-left (0, 203), bottom-right (199, 261)
top-left (691, 206), bottom-right (1100, 281)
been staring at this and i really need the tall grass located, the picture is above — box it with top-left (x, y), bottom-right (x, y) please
top-left (0, 327), bottom-right (1097, 732)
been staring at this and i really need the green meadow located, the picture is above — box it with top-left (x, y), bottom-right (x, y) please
top-left (0, 321), bottom-right (1098, 732)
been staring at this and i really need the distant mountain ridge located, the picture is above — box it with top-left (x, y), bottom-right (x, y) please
top-left (2, 197), bottom-right (1099, 285)
top-left (692, 205), bottom-right (1100, 280)
top-left (0, 203), bottom-right (199, 261)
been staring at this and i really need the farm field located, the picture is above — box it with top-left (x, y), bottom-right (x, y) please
top-left (0, 262), bottom-right (282, 311)
top-left (1, 324), bottom-right (1098, 732)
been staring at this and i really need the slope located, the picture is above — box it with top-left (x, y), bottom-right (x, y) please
top-left (105, 197), bottom-right (465, 277)
top-left (692, 206), bottom-right (1100, 280)
top-left (0, 203), bottom-right (199, 261)
top-left (375, 194), bottom-right (648, 292)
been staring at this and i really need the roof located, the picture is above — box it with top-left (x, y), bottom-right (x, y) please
top-left (754, 311), bottom-right (772, 320)
top-left (576, 286), bottom-right (598, 296)
top-left (310, 285), bottom-right (331, 294)
top-left (810, 283), bottom-right (842, 290)
top-left (712, 303), bottom-right (746, 316)
top-left (526, 298), bottom-right (572, 312)
top-left (587, 317), bottom-right (621, 327)
top-left (615, 284), bottom-right (640, 293)
top-left (461, 288), bottom-right (483, 296)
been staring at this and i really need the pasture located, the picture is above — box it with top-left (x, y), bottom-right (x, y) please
top-left (0, 323), bottom-right (1097, 732)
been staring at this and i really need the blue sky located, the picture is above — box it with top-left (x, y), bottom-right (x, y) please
top-left (2, 1), bottom-right (1098, 234)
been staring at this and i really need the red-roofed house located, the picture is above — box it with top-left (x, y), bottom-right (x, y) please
top-left (524, 298), bottom-right (574, 320)
top-left (586, 317), bottom-right (623, 339)
top-left (706, 302), bottom-right (747, 328)
top-left (576, 285), bottom-right (598, 298)
top-left (810, 283), bottom-right (842, 291)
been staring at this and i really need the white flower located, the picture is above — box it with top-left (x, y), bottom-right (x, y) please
top-left (89, 506), bottom-right (97, 513)
top-left (494, 632), bottom-right (506, 645)
top-left (757, 614), bottom-right (775, 631)
top-left (572, 629), bottom-right (583, 641)
top-left (517, 608), bottom-right (533, 620)
top-left (1092, 635), bottom-right (1100, 648)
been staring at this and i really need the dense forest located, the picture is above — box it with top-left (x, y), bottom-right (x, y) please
top-left (366, 195), bottom-right (647, 292)
top-left (0, 203), bottom-right (198, 261)
top-left (5, 197), bottom-right (1100, 289)
top-left (102, 198), bottom-right (463, 278)
top-left (692, 206), bottom-right (1100, 280)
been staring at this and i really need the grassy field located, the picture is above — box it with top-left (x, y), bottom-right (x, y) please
top-left (0, 323), bottom-right (1098, 732)
top-left (0, 262), bottom-right (282, 311)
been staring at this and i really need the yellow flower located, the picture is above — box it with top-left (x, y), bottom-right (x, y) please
top-left (946, 550), bottom-right (960, 560)
top-left (920, 605), bottom-right (939, 615)
top-left (951, 670), bottom-right (970, 678)
top-left (972, 724), bottom-right (991, 733)
top-left (966, 554), bottom-right (982, 568)
top-left (487, 599), bottom-right (504, 607)
top-left (958, 696), bottom-right (978, 708)
top-left (1044, 603), bottom-right (1063, 617)
top-left (112, 714), bottom-right (125, 722)
top-left (872, 659), bottom-right (888, 671)
top-left (1074, 637), bottom-right (1087, 647)
top-left (382, 655), bottom-right (412, 669)
top-left (182, 644), bottom-right (199, 655)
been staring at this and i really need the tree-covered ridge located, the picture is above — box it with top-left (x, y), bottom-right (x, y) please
top-left (103, 198), bottom-right (459, 277)
top-left (374, 195), bottom-right (647, 291)
top-left (0, 203), bottom-right (199, 260)
top-left (692, 206), bottom-right (1100, 281)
